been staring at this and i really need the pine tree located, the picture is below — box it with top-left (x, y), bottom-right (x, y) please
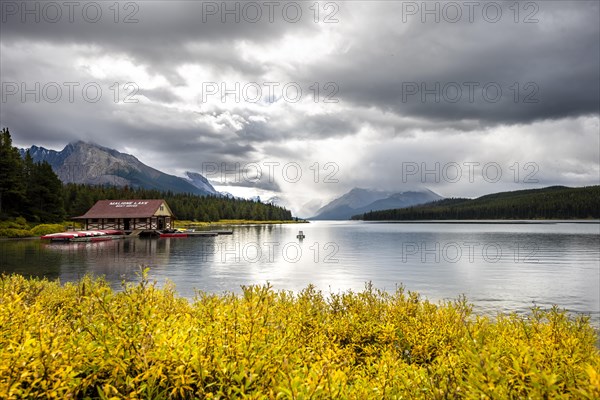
top-left (0, 128), bottom-right (26, 218)
top-left (26, 161), bottom-right (65, 222)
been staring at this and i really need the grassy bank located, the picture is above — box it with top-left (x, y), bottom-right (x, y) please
top-left (0, 273), bottom-right (598, 398)
top-left (0, 218), bottom-right (80, 239)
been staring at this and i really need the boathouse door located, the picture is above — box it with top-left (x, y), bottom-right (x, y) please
top-left (124, 218), bottom-right (131, 230)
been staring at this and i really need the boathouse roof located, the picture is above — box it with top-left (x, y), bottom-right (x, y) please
top-left (74, 200), bottom-right (174, 219)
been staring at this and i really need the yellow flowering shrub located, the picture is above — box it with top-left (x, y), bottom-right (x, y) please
top-left (29, 224), bottom-right (67, 236)
top-left (0, 272), bottom-right (598, 399)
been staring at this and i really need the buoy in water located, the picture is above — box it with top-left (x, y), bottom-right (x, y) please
top-left (296, 230), bottom-right (305, 240)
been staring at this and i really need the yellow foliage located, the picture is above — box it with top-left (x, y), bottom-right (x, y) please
top-left (0, 273), bottom-right (598, 398)
top-left (0, 228), bottom-right (32, 238)
top-left (30, 224), bottom-right (67, 236)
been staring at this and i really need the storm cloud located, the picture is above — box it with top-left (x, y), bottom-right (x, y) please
top-left (1, 0), bottom-right (598, 215)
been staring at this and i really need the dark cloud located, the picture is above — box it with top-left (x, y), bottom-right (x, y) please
top-left (138, 87), bottom-right (182, 104)
top-left (238, 112), bottom-right (359, 142)
top-left (302, 1), bottom-right (600, 126)
top-left (0, 1), bottom-right (318, 83)
top-left (1, 0), bottom-right (598, 209)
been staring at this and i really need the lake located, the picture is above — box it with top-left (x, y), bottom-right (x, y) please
top-left (1, 221), bottom-right (599, 328)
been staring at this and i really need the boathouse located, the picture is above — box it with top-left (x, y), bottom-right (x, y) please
top-left (74, 200), bottom-right (175, 231)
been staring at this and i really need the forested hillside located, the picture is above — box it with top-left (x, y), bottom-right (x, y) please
top-left (63, 184), bottom-right (292, 222)
top-left (353, 186), bottom-right (600, 220)
top-left (1, 128), bottom-right (293, 223)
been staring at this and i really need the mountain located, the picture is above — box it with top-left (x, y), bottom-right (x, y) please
top-left (354, 185), bottom-right (600, 220)
top-left (298, 198), bottom-right (323, 219)
top-left (265, 196), bottom-right (284, 206)
top-left (184, 171), bottom-right (219, 195)
top-left (311, 188), bottom-right (443, 220)
top-left (311, 188), bottom-right (393, 220)
top-left (20, 141), bottom-right (218, 196)
top-left (365, 190), bottom-right (445, 211)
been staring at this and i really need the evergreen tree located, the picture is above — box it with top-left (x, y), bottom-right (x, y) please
top-left (26, 161), bottom-right (65, 222)
top-left (0, 128), bottom-right (26, 218)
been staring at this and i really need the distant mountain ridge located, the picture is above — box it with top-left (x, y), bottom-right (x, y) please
top-left (20, 141), bottom-right (219, 196)
top-left (354, 185), bottom-right (600, 220)
top-left (311, 188), bottom-right (443, 220)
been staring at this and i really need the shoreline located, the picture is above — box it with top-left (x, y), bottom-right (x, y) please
top-left (358, 219), bottom-right (600, 224)
top-left (3, 218), bottom-right (599, 239)
top-left (0, 219), bottom-right (309, 239)
top-left (175, 219), bottom-right (309, 228)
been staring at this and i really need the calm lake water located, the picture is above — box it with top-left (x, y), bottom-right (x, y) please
top-left (1, 221), bottom-right (599, 327)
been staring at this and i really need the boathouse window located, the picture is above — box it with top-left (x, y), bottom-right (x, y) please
top-left (160, 205), bottom-right (164, 211)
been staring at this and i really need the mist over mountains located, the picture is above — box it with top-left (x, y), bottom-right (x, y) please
top-left (311, 188), bottom-right (443, 220)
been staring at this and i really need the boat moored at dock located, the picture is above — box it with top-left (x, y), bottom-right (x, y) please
top-left (41, 228), bottom-right (231, 241)
top-left (40, 230), bottom-right (126, 242)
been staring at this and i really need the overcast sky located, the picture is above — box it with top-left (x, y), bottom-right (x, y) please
top-left (1, 0), bottom-right (599, 216)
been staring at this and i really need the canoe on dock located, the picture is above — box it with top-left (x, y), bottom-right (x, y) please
top-left (42, 229), bottom-right (231, 240)
top-left (160, 232), bottom-right (188, 238)
top-left (41, 230), bottom-right (125, 242)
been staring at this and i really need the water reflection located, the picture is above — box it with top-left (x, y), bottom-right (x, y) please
top-left (1, 221), bottom-right (598, 328)
top-left (1, 239), bottom-right (63, 280)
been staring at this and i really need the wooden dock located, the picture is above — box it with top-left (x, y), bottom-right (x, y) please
top-left (129, 229), bottom-right (161, 237)
top-left (208, 230), bottom-right (233, 235)
top-left (129, 229), bottom-right (233, 238)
